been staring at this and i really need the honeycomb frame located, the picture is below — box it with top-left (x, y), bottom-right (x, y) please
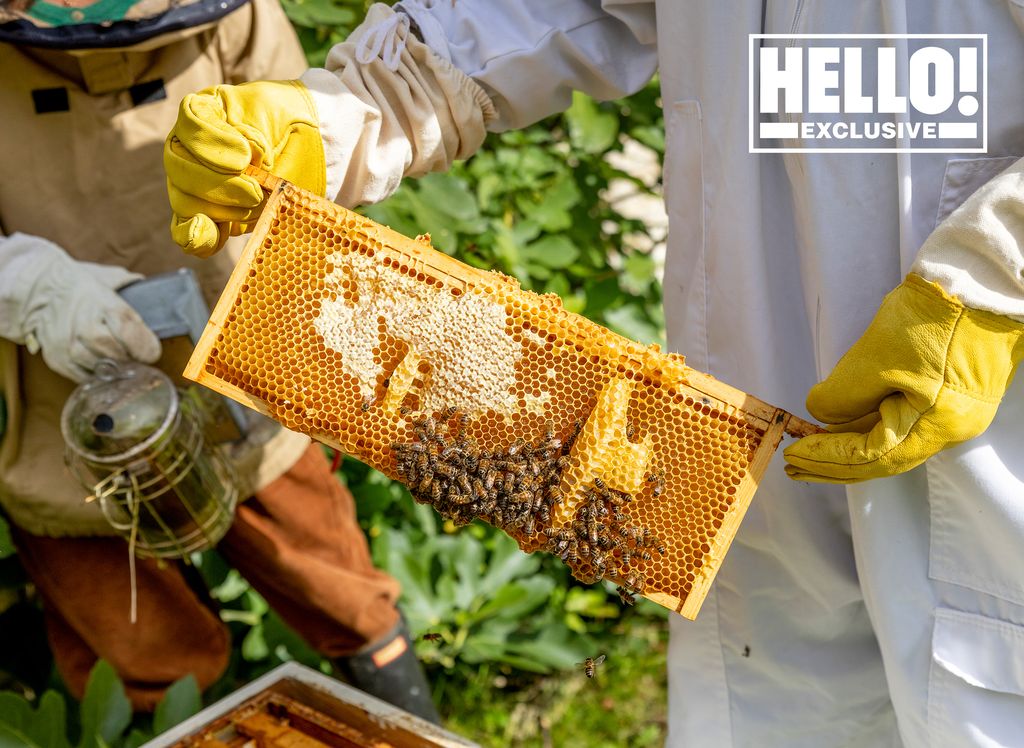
top-left (185, 167), bottom-right (820, 620)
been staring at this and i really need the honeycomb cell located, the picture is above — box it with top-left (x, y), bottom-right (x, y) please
top-left (186, 174), bottom-right (806, 620)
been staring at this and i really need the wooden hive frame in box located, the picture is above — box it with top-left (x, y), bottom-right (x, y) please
top-left (186, 167), bottom-right (820, 619)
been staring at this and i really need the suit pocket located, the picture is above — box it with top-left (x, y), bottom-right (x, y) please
top-left (928, 608), bottom-right (1024, 747)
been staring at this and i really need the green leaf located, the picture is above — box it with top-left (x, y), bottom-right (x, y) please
top-left (30, 692), bottom-right (70, 748)
top-left (351, 481), bottom-right (400, 519)
top-left (121, 730), bottom-right (152, 748)
top-left (415, 174), bottom-right (480, 223)
top-left (0, 724), bottom-right (43, 748)
top-left (603, 304), bottom-right (662, 346)
top-left (153, 675), bottom-right (200, 734)
top-left (504, 625), bottom-right (591, 671)
top-left (565, 587), bottom-right (620, 619)
top-left (522, 236), bottom-right (579, 269)
top-left (77, 661), bottom-right (131, 748)
top-left (209, 569), bottom-right (249, 603)
top-left (241, 624), bottom-right (270, 662)
top-left (565, 92), bottom-right (620, 154)
top-left (448, 534), bottom-right (485, 609)
top-left (475, 577), bottom-right (554, 622)
top-left (0, 515), bottom-right (14, 559)
top-left (622, 252), bottom-right (656, 295)
top-left (478, 534), bottom-right (540, 593)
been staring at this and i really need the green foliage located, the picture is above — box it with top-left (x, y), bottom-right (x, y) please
top-left (0, 663), bottom-right (200, 748)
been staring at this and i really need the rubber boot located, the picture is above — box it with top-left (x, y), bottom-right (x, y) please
top-left (335, 617), bottom-right (441, 724)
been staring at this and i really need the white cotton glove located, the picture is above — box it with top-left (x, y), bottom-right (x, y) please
top-left (0, 234), bottom-right (162, 382)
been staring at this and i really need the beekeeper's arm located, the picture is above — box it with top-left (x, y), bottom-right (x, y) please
top-left (164, 0), bottom-right (657, 256)
top-left (784, 159), bottom-right (1024, 482)
top-left (0, 234), bottom-right (161, 383)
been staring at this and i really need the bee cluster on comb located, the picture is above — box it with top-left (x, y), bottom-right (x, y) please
top-left (393, 410), bottom-right (667, 598)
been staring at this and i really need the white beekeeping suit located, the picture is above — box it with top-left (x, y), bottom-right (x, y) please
top-left (163, 1), bottom-right (1024, 745)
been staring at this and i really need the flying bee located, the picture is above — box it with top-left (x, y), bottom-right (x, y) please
top-left (617, 587), bottom-right (636, 606)
top-left (421, 632), bottom-right (443, 643)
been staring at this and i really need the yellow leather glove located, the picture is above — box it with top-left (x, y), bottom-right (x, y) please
top-left (164, 80), bottom-right (326, 257)
top-left (784, 273), bottom-right (1024, 483)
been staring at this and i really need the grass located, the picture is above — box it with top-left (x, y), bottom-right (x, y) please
top-left (438, 619), bottom-right (667, 747)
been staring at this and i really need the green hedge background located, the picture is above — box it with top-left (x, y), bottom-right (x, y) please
top-left (0, 1), bottom-right (669, 745)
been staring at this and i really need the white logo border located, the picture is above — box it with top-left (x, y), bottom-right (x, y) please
top-left (747, 33), bottom-right (988, 154)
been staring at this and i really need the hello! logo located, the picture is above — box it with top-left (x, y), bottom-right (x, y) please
top-left (749, 34), bottom-right (987, 153)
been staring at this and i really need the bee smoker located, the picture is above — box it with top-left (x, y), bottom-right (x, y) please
top-left (61, 359), bottom-right (239, 559)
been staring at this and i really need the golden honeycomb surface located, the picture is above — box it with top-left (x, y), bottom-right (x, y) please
top-left (188, 174), bottom-right (803, 618)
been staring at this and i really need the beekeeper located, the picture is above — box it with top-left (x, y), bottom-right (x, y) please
top-left (163, 1), bottom-right (1024, 746)
top-left (0, 0), bottom-right (439, 722)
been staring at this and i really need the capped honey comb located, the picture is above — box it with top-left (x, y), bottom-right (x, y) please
top-left (185, 168), bottom-right (820, 619)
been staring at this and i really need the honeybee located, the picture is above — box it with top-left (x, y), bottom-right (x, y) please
top-left (626, 423), bottom-right (636, 441)
top-left (523, 514), bottom-right (536, 536)
top-left (537, 504), bottom-right (551, 523)
top-left (655, 538), bottom-right (667, 555)
top-left (617, 587), bottom-right (636, 606)
top-left (652, 482), bottom-right (664, 498)
top-left (361, 398), bottom-right (372, 412)
top-left (593, 477), bottom-right (606, 490)
top-left (417, 416), bottom-right (436, 438)
top-left (562, 543), bottom-right (578, 562)
top-left (442, 406), bottom-right (458, 420)
top-left (400, 406), bottom-right (411, 416)
top-left (422, 632), bottom-right (443, 643)
top-left (579, 655), bottom-right (606, 679)
top-left (508, 438), bottom-right (526, 457)
top-left (641, 528), bottom-right (656, 548)
top-left (621, 548), bottom-right (632, 567)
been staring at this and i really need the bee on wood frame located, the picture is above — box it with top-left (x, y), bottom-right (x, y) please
top-left (579, 655), bottom-right (606, 679)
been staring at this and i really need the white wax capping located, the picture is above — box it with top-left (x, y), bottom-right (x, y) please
top-left (314, 249), bottom-right (526, 414)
